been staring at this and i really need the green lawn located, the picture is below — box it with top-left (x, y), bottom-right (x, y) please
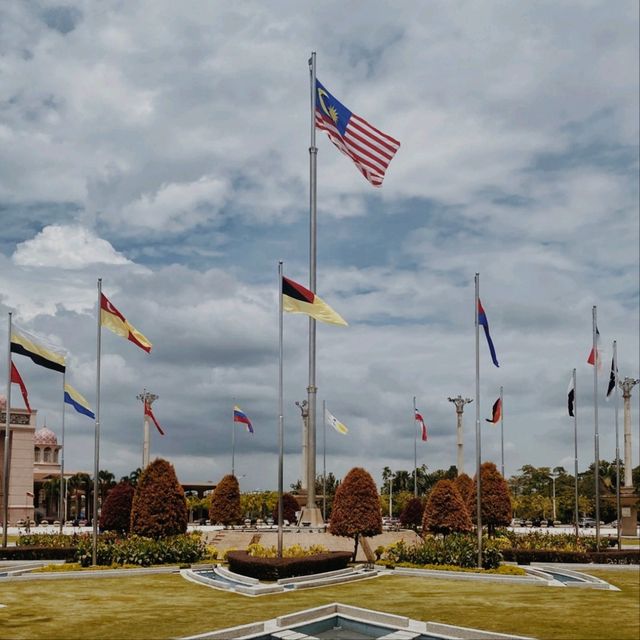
top-left (0, 568), bottom-right (638, 639)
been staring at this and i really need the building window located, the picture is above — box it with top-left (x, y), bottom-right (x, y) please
top-left (44, 448), bottom-right (51, 462)
top-left (53, 449), bottom-right (59, 463)
top-left (35, 447), bottom-right (41, 462)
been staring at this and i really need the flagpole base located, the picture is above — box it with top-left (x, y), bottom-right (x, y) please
top-left (297, 506), bottom-right (324, 527)
top-left (620, 487), bottom-right (638, 536)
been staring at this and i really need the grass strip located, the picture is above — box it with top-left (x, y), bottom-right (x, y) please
top-left (0, 568), bottom-right (637, 639)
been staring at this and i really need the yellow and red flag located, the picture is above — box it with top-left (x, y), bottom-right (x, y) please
top-left (100, 294), bottom-right (152, 353)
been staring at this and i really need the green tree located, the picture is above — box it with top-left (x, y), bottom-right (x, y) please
top-left (130, 459), bottom-right (188, 538)
top-left (422, 479), bottom-right (472, 536)
top-left (209, 474), bottom-right (242, 526)
top-left (329, 467), bottom-right (382, 561)
top-left (99, 481), bottom-right (134, 533)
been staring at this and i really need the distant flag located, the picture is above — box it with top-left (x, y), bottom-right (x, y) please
top-left (100, 294), bottom-right (152, 353)
top-left (282, 277), bottom-right (347, 326)
top-left (325, 408), bottom-right (348, 435)
top-left (64, 383), bottom-right (95, 419)
top-left (144, 401), bottom-right (165, 435)
top-left (567, 375), bottom-right (575, 417)
top-left (606, 356), bottom-right (617, 399)
top-left (485, 397), bottom-right (502, 424)
top-left (477, 300), bottom-right (499, 367)
top-left (314, 79), bottom-right (400, 187)
top-left (415, 408), bottom-right (427, 441)
top-left (587, 326), bottom-right (601, 367)
top-left (10, 326), bottom-right (66, 373)
top-left (10, 361), bottom-right (31, 413)
top-left (233, 405), bottom-right (254, 434)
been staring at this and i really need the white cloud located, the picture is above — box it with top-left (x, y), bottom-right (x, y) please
top-left (12, 224), bottom-right (132, 269)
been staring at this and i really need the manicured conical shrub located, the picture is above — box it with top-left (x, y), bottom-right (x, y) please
top-left (272, 492), bottom-right (299, 524)
top-left (329, 467), bottom-right (382, 561)
top-left (130, 458), bottom-right (188, 538)
top-left (422, 479), bottom-right (472, 536)
top-left (399, 496), bottom-right (424, 531)
top-left (100, 481), bottom-right (135, 534)
top-left (472, 461), bottom-right (512, 536)
top-left (209, 474), bottom-right (242, 526)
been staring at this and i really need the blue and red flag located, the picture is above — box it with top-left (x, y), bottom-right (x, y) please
top-left (233, 405), bottom-right (254, 434)
top-left (485, 397), bottom-right (502, 423)
top-left (478, 300), bottom-right (499, 367)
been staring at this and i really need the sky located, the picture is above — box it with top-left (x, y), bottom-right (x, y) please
top-left (0, 0), bottom-right (638, 493)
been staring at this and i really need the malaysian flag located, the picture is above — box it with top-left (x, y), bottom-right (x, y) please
top-left (315, 79), bottom-right (400, 187)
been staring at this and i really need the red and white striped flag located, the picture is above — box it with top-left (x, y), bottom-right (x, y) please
top-left (144, 401), bottom-right (165, 436)
top-left (315, 79), bottom-right (400, 187)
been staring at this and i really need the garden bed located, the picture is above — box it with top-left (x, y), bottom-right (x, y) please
top-left (226, 550), bottom-right (352, 580)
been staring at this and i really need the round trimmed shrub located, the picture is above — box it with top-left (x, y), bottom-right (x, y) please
top-left (130, 459), bottom-right (188, 539)
top-left (99, 481), bottom-right (135, 533)
top-left (272, 492), bottom-right (299, 524)
top-left (209, 474), bottom-right (242, 526)
top-left (422, 479), bottom-right (472, 536)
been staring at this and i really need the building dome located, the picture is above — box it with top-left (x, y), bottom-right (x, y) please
top-left (34, 426), bottom-right (58, 446)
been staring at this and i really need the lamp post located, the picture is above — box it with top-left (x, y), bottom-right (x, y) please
top-left (389, 473), bottom-right (394, 519)
top-left (447, 396), bottom-right (473, 475)
top-left (548, 471), bottom-right (560, 522)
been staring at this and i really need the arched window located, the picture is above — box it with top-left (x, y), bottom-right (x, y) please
top-left (53, 449), bottom-right (59, 463)
top-left (44, 448), bottom-right (51, 462)
top-left (34, 447), bottom-right (41, 462)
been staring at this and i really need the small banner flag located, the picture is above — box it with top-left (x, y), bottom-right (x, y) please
top-left (233, 405), bottom-right (254, 433)
top-left (415, 409), bottom-right (427, 441)
top-left (567, 375), bottom-right (575, 417)
top-left (485, 397), bottom-right (502, 424)
top-left (10, 326), bottom-right (66, 373)
top-left (606, 356), bottom-right (617, 399)
top-left (325, 408), bottom-right (348, 435)
top-left (478, 299), bottom-right (499, 367)
top-left (100, 293), bottom-right (152, 353)
top-left (282, 276), bottom-right (347, 326)
top-left (144, 401), bottom-right (165, 435)
top-left (64, 383), bottom-right (95, 419)
top-left (587, 327), bottom-right (601, 368)
top-left (10, 361), bottom-right (32, 413)
top-left (315, 79), bottom-right (400, 187)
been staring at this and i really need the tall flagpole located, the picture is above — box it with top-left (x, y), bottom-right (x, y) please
top-left (322, 400), bottom-right (327, 521)
top-left (277, 261), bottom-right (284, 557)
top-left (499, 386), bottom-right (504, 478)
top-left (592, 305), bottom-right (600, 546)
top-left (305, 51), bottom-right (319, 523)
top-left (231, 399), bottom-right (236, 477)
top-left (474, 273), bottom-right (483, 568)
top-left (572, 368), bottom-right (579, 539)
top-left (413, 396), bottom-right (418, 497)
top-left (59, 371), bottom-right (67, 533)
top-left (93, 278), bottom-right (102, 565)
top-left (613, 340), bottom-right (621, 550)
top-left (2, 312), bottom-right (13, 548)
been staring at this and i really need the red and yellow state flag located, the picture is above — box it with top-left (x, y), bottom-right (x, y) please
top-left (100, 294), bottom-right (152, 353)
top-left (282, 277), bottom-right (347, 326)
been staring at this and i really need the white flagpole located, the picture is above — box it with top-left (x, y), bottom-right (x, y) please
top-left (592, 305), bottom-right (600, 546)
top-left (2, 312), bottom-right (13, 548)
top-left (500, 386), bottom-right (504, 478)
top-left (93, 278), bottom-right (102, 565)
top-left (413, 396), bottom-right (418, 497)
top-left (231, 399), bottom-right (236, 477)
top-left (59, 371), bottom-right (66, 533)
top-left (572, 368), bottom-right (579, 539)
top-left (277, 261), bottom-right (284, 557)
top-left (322, 400), bottom-right (326, 521)
top-left (613, 340), bottom-right (621, 549)
top-left (305, 51), bottom-right (319, 522)
top-left (475, 273), bottom-right (482, 568)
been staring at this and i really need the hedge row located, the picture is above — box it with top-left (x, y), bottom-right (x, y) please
top-left (227, 550), bottom-right (352, 580)
top-left (0, 546), bottom-right (77, 561)
top-left (502, 548), bottom-right (639, 564)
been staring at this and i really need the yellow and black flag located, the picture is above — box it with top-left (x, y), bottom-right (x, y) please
top-left (10, 327), bottom-right (66, 373)
top-left (282, 277), bottom-right (347, 326)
